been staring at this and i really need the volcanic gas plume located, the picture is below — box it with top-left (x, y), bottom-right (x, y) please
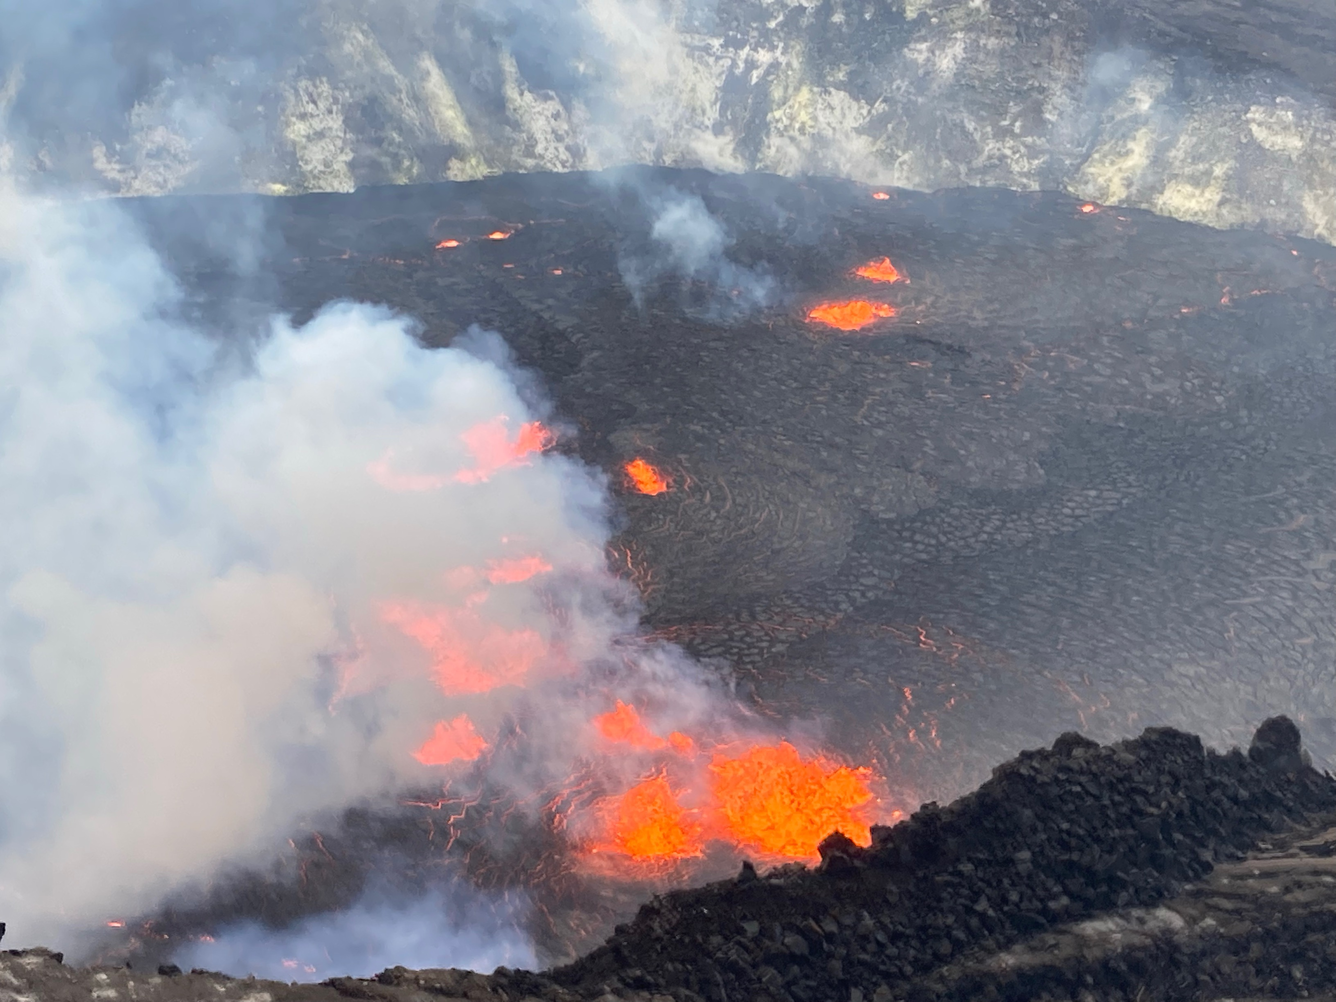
top-left (0, 177), bottom-right (887, 966)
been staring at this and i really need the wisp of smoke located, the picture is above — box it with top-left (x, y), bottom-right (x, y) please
top-left (0, 171), bottom-right (735, 962)
top-left (173, 882), bottom-right (536, 981)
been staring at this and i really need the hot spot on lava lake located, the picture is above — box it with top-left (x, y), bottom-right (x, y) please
top-left (625, 457), bottom-right (669, 495)
top-left (853, 257), bottom-right (903, 283)
top-left (806, 300), bottom-right (897, 331)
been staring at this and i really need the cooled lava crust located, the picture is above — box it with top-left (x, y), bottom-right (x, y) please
top-left (111, 168), bottom-right (1336, 966)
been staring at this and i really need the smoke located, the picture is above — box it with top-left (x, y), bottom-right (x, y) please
top-left (0, 170), bottom-right (743, 960)
top-left (616, 184), bottom-right (776, 317)
top-left (173, 882), bottom-right (536, 980)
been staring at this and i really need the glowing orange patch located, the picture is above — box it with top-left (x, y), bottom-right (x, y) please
top-left (1079, 203), bottom-right (1099, 214)
top-left (853, 257), bottom-right (903, 283)
top-left (487, 230), bottom-right (512, 241)
top-left (806, 300), bottom-right (896, 331)
top-left (871, 191), bottom-right (891, 201)
top-left (380, 600), bottom-right (543, 693)
top-left (485, 555), bottom-right (553, 584)
top-left (668, 731), bottom-right (697, 756)
top-left (455, 418), bottom-right (555, 484)
top-left (595, 701), bottom-right (667, 750)
top-left (436, 239), bottom-right (461, 249)
top-left (625, 458), bottom-right (669, 495)
top-left (708, 741), bottom-right (875, 859)
top-left (597, 775), bottom-right (702, 859)
top-left (413, 714), bottom-right (488, 765)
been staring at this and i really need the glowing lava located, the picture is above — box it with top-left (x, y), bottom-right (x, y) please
top-left (596, 775), bottom-right (702, 860)
top-left (595, 700), bottom-right (667, 750)
top-left (485, 555), bottom-right (553, 584)
top-left (1080, 203), bottom-right (1099, 214)
top-left (413, 714), bottom-right (488, 765)
top-left (871, 191), bottom-right (891, 201)
top-left (487, 230), bottom-right (512, 241)
top-left (456, 418), bottom-right (555, 484)
top-left (624, 457), bottom-right (669, 495)
top-left (380, 600), bottom-right (543, 693)
top-left (709, 742), bottom-right (875, 859)
top-left (806, 300), bottom-right (897, 331)
top-left (853, 257), bottom-right (903, 284)
top-left (436, 239), bottom-right (461, 249)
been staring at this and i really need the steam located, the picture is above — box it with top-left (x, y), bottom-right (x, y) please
top-left (617, 185), bottom-right (775, 317)
top-left (0, 174), bottom-right (733, 959)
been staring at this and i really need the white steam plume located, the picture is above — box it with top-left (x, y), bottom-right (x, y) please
top-left (0, 174), bottom-right (733, 959)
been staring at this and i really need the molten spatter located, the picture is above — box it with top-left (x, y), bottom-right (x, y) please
top-left (456, 418), bottom-right (555, 484)
top-left (1079, 203), bottom-right (1099, 214)
top-left (709, 742), bottom-right (875, 859)
top-left (413, 714), bottom-right (488, 765)
top-left (871, 191), bottom-right (891, 201)
top-left (853, 257), bottom-right (903, 284)
top-left (380, 600), bottom-right (543, 693)
top-left (806, 300), bottom-right (896, 331)
top-left (625, 458), bottom-right (669, 495)
top-left (435, 239), bottom-right (461, 249)
top-left (487, 230), bottom-right (512, 241)
top-left (595, 701), bottom-right (667, 750)
top-left (596, 775), bottom-right (702, 860)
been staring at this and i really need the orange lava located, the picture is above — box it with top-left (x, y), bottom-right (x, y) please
top-left (1079, 203), bottom-right (1099, 214)
top-left (595, 701), bottom-right (667, 750)
top-left (806, 300), bottom-right (896, 331)
top-left (668, 731), bottom-right (697, 756)
top-left (485, 555), bottom-right (553, 584)
top-left (456, 418), bottom-right (555, 484)
top-left (709, 741), bottom-right (875, 859)
top-left (871, 191), bottom-right (891, 201)
top-left (487, 230), bottom-right (512, 240)
top-left (436, 239), bottom-right (461, 249)
top-left (625, 457), bottom-right (669, 495)
top-left (853, 257), bottom-right (903, 283)
top-left (597, 775), bottom-right (702, 859)
top-left (380, 600), bottom-right (543, 693)
top-left (413, 714), bottom-right (488, 765)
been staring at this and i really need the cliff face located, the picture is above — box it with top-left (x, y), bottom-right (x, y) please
top-left (6, 0), bottom-right (1335, 242)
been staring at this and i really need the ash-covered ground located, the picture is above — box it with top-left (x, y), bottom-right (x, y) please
top-left (98, 166), bottom-right (1336, 971)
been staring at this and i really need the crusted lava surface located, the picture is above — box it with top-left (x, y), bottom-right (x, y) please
top-left (100, 167), bottom-right (1336, 967)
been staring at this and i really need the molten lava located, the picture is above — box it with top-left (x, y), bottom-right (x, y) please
top-left (625, 457), bottom-right (669, 495)
top-left (871, 191), bottom-right (891, 201)
top-left (806, 300), bottom-right (897, 331)
top-left (595, 701), bottom-right (667, 750)
top-left (456, 418), bottom-right (555, 484)
top-left (435, 239), bottom-right (461, 249)
top-left (596, 775), bottom-right (702, 860)
top-left (709, 742), bottom-right (875, 859)
top-left (413, 714), bottom-right (488, 765)
top-left (853, 257), bottom-right (903, 284)
top-left (485, 555), bottom-right (553, 584)
top-left (487, 230), bottom-right (512, 240)
top-left (380, 600), bottom-right (543, 693)
top-left (1080, 203), bottom-right (1099, 214)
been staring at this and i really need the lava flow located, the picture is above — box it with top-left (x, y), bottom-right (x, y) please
top-left (414, 714), bottom-right (488, 765)
top-left (853, 257), bottom-right (903, 283)
top-left (594, 775), bottom-right (703, 860)
top-left (456, 418), bottom-right (555, 484)
top-left (625, 457), bottom-right (670, 495)
top-left (806, 300), bottom-right (897, 331)
top-left (435, 238), bottom-right (461, 249)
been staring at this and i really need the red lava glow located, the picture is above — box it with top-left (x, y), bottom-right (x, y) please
top-left (436, 239), bottom-right (461, 249)
top-left (806, 300), bottom-right (897, 331)
top-left (380, 600), bottom-right (543, 693)
top-left (455, 418), bottom-right (555, 484)
top-left (853, 257), bottom-right (903, 283)
top-left (625, 457), bottom-right (669, 495)
top-left (708, 742), bottom-right (875, 859)
top-left (105, 920), bottom-right (124, 928)
top-left (1080, 203), bottom-right (1100, 214)
top-left (487, 230), bottom-right (512, 241)
top-left (485, 555), bottom-right (553, 584)
top-left (871, 191), bottom-right (891, 201)
top-left (413, 714), bottom-right (488, 765)
top-left (596, 775), bottom-right (702, 860)
top-left (595, 701), bottom-right (667, 750)
top-left (550, 268), bottom-right (563, 276)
